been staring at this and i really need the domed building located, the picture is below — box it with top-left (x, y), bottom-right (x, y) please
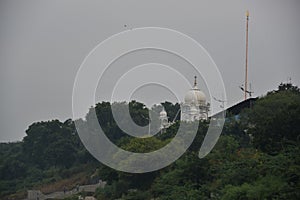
top-left (159, 107), bottom-right (170, 132)
top-left (180, 76), bottom-right (210, 121)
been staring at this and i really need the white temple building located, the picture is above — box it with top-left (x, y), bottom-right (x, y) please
top-left (159, 76), bottom-right (210, 131)
top-left (180, 76), bottom-right (210, 121)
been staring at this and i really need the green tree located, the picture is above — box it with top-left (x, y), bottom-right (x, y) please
top-left (247, 83), bottom-right (300, 154)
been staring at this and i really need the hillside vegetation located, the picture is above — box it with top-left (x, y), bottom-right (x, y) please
top-left (0, 83), bottom-right (299, 200)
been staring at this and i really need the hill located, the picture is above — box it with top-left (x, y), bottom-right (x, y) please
top-left (0, 83), bottom-right (299, 200)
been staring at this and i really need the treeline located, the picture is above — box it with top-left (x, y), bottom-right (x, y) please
top-left (0, 83), bottom-right (299, 200)
top-left (0, 100), bottom-right (179, 199)
top-left (92, 84), bottom-right (300, 200)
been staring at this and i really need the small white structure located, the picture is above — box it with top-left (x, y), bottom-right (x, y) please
top-left (180, 76), bottom-right (209, 121)
top-left (159, 107), bottom-right (171, 131)
top-left (84, 197), bottom-right (96, 200)
top-left (27, 190), bottom-right (44, 200)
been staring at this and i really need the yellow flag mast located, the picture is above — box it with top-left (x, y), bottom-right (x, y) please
top-left (244, 10), bottom-right (250, 100)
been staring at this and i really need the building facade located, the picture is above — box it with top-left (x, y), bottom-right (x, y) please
top-left (180, 76), bottom-right (209, 122)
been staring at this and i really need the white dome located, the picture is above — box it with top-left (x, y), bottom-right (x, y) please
top-left (160, 108), bottom-right (167, 117)
top-left (184, 86), bottom-right (206, 105)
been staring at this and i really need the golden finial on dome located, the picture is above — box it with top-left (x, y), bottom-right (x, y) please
top-left (194, 76), bottom-right (197, 87)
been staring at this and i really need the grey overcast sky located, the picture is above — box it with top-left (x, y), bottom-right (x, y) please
top-left (0, 0), bottom-right (299, 142)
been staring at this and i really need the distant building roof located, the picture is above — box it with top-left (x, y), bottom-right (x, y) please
top-left (226, 97), bottom-right (258, 115)
top-left (210, 97), bottom-right (258, 118)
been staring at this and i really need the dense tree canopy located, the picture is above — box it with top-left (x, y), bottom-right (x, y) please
top-left (246, 83), bottom-right (300, 154)
top-left (0, 83), bottom-right (299, 199)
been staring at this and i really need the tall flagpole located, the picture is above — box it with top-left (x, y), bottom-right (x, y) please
top-left (244, 10), bottom-right (249, 100)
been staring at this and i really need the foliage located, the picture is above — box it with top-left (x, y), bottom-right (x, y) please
top-left (0, 84), bottom-right (300, 199)
top-left (246, 83), bottom-right (300, 154)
